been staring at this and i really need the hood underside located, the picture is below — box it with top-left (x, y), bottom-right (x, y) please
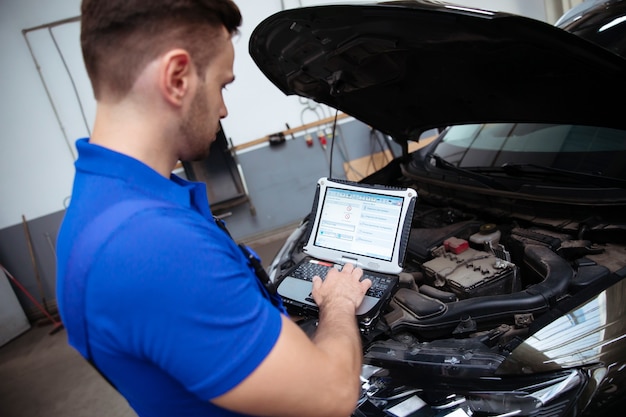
top-left (250, 0), bottom-right (626, 142)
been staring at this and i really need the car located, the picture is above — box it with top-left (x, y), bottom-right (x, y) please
top-left (249, 1), bottom-right (626, 416)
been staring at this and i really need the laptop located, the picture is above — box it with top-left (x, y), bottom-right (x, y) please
top-left (276, 177), bottom-right (417, 327)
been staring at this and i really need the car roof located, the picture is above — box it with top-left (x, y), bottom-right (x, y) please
top-left (250, 0), bottom-right (626, 142)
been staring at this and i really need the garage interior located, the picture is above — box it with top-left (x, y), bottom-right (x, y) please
top-left (0, 1), bottom-right (581, 416)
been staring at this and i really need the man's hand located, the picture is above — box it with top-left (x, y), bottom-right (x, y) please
top-left (213, 263), bottom-right (373, 417)
top-left (311, 264), bottom-right (371, 313)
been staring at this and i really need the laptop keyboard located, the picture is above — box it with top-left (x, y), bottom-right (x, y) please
top-left (292, 260), bottom-right (395, 299)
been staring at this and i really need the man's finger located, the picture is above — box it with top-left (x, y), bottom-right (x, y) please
top-left (312, 275), bottom-right (322, 291)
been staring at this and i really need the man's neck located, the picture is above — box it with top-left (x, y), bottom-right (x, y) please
top-left (90, 101), bottom-right (178, 178)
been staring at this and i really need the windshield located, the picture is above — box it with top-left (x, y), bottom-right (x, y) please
top-left (433, 123), bottom-right (626, 181)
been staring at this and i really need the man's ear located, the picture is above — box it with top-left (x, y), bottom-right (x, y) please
top-left (160, 49), bottom-right (194, 107)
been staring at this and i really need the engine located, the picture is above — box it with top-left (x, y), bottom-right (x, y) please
top-left (369, 198), bottom-right (626, 342)
top-left (269, 186), bottom-right (626, 345)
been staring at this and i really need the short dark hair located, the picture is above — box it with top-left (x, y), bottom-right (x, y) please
top-left (80, 0), bottom-right (242, 100)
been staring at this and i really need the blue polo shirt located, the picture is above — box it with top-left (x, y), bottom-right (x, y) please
top-left (56, 139), bottom-right (283, 417)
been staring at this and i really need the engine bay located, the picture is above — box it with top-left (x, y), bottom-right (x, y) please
top-left (270, 163), bottom-right (626, 381)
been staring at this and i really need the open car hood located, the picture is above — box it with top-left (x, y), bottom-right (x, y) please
top-left (249, 0), bottom-right (626, 142)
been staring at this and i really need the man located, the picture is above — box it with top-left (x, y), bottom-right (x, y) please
top-left (56, 1), bottom-right (372, 417)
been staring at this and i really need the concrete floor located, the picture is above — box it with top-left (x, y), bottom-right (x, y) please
top-left (0, 230), bottom-right (291, 417)
top-left (0, 323), bottom-right (136, 417)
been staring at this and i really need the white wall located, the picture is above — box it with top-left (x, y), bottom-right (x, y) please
top-left (0, 0), bottom-right (551, 230)
top-left (0, 0), bottom-right (82, 230)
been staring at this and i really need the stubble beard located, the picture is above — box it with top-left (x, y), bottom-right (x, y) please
top-left (179, 87), bottom-right (216, 161)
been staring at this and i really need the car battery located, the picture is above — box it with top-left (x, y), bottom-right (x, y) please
top-left (422, 238), bottom-right (519, 299)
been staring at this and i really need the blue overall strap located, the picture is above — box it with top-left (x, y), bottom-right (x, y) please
top-left (63, 200), bottom-right (165, 360)
top-left (214, 217), bottom-right (286, 314)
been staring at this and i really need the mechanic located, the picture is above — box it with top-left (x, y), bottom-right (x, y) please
top-left (55, 1), bottom-right (372, 417)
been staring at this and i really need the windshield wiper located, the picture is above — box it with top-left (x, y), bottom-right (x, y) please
top-left (427, 153), bottom-right (513, 191)
top-left (499, 163), bottom-right (626, 188)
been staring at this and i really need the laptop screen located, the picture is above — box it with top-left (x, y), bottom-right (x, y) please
top-left (313, 187), bottom-right (404, 262)
top-left (303, 177), bottom-right (417, 274)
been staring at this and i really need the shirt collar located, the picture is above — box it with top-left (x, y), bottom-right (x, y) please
top-left (74, 138), bottom-right (211, 216)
